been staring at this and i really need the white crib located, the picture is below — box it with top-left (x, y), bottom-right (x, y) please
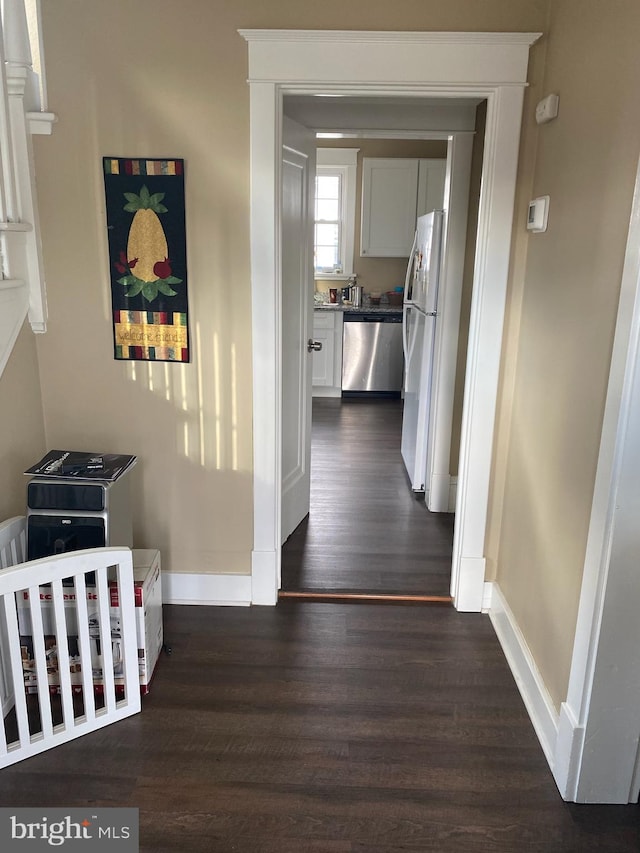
top-left (0, 516), bottom-right (141, 767)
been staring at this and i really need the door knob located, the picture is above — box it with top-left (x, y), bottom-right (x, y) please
top-left (307, 339), bottom-right (323, 352)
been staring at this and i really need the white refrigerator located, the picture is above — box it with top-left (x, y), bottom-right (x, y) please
top-left (401, 210), bottom-right (444, 493)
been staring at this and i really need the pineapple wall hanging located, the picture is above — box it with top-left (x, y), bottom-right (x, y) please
top-left (103, 157), bottom-right (189, 362)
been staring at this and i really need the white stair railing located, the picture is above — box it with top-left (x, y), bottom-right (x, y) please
top-left (0, 0), bottom-right (56, 380)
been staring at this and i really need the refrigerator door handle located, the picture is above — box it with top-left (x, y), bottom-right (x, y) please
top-left (402, 305), bottom-right (408, 363)
top-left (402, 304), bottom-right (419, 386)
top-left (404, 230), bottom-right (418, 303)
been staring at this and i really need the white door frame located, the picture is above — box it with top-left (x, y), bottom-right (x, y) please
top-left (240, 30), bottom-right (541, 608)
top-left (428, 131), bottom-right (474, 513)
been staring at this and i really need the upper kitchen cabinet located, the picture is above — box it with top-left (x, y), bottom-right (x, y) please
top-left (416, 158), bottom-right (447, 221)
top-left (360, 158), bottom-right (446, 258)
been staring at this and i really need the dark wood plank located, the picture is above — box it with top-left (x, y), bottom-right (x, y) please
top-left (282, 398), bottom-right (454, 597)
top-left (1, 602), bottom-right (638, 853)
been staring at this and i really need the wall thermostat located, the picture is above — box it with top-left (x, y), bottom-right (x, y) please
top-left (527, 196), bottom-right (550, 233)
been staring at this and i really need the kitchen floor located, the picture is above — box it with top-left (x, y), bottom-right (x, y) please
top-left (281, 397), bottom-right (454, 598)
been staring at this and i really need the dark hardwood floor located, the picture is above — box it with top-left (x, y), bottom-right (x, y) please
top-left (1, 602), bottom-right (638, 852)
top-left (3, 400), bottom-right (637, 849)
top-left (281, 398), bottom-right (454, 598)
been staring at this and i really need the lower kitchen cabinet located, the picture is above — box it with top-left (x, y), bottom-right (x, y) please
top-left (312, 309), bottom-right (343, 397)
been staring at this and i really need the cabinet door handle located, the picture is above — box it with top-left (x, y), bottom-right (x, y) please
top-left (307, 339), bottom-right (323, 353)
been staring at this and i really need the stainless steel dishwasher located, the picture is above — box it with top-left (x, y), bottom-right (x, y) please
top-left (341, 311), bottom-right (404, 396)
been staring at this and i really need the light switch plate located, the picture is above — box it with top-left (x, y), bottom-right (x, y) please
top-left (536, 93), bottom-right (559, 124)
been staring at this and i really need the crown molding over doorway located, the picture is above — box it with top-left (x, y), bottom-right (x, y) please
top-left (240, 28), bottom-right (541, 610)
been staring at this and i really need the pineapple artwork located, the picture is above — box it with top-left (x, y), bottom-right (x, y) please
top-left (103, 158), bottom-right (189, 363)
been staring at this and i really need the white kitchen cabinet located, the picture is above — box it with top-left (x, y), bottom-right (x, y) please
top-left (312, 309), bottom-right (343, 397)
top-left (417, 158), bottom-right (447, 220)
top-left (360, 157), bottom-right (446, 258)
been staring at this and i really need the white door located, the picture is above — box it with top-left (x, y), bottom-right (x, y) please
top-left (281, 117), bottom-right (316, 543)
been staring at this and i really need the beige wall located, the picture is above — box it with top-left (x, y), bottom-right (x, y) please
top-left (0, 323), bottom-right (46, 522)
top-left (316, 138), bottom-right (447, 296)
top-left (32, 0), bottom-right (548, 578)
top-left (33, 0), bottom-right (255, 574)
top-left (486, 0), bottom-right (640, 708)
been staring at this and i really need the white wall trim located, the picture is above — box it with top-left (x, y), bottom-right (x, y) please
top-left (481, 580), bottom-right (493, 612)
top-left (448, 475), bottom-right (457, 512)
top-left (311, 385), bottom-right (341, 398)
top-left (449, 84), bottom-right (527, 611)
top-left (27, 110), bottom-right (55, 135)
top-left (489, 583), bottom-right (560, 770)
top-left (241, 30), bottom-right (540, 613)
top-left (0, 278), bottom-right (28, 378)
top-left (426, 132), bottom-right (473, 513)
top-left (451, 556), bottom-right (486, 612)
top-left (240, 30), bottom-right (542, 45)
top-left (162, 572), bottom-right (252, 607)
top-left (251, 548), bottom-right (279, 605)
top-left (240, 29), bottom-right (539, 88)
top-left (553, 702), bottom-right (586, 801)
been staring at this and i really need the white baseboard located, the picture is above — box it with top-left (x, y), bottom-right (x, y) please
top-left (162, 572), bottom-right (252, 606)
top-left (312, 386), bottom-right (341, 398)
top-left (428, 473), bottom-right (452, 512)
top-left (449, 476), bottom-right (457, 512)
top-left (553, 701), bottom-right (585, 801)
top-left (489, 583), bottom-right (559, 770)
top-left (453, 556), bottom-right (486, 611)
top-left (481, 581), bottom-right (493, 612)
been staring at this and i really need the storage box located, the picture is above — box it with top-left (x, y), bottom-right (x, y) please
top-left (111, 549), bottom-right (163, 694)
top-left (17, 549), bottom-right (163, 695)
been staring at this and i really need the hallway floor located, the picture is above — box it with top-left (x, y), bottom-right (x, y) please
top-left (1, 602), bottom-right (638, 852)
top-left (281, 398), bottom-right (454, 597)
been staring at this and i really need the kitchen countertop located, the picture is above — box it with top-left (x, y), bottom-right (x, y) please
top-left (314, 303), bottom-right (403, 314)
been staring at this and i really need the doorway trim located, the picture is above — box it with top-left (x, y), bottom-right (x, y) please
top-left (240, 29), bottom-right (541, 608)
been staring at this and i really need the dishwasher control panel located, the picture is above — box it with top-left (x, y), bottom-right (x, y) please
top-left (343, 312), bottom-right (402, 323)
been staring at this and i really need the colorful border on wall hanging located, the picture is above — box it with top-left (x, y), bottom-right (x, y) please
top-left (103, 157), bottom-right (190, 362)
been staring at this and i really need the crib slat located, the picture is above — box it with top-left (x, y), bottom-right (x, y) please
top-left (0, 593), bottom-right (12, 753)
top-left (115, 560), bottom-right (140, 708)
top-left (2, 592), bottom-right (30, 751)
top-left (50, 578), bottom-right (74, 729)
top-left (73, 572), bottom-right (96, 723)
top-left (26, 584), bottom-right (54, 739)
top-left (95, 565), bottom-right (116, 715)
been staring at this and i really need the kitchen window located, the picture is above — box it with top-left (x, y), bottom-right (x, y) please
top-left (314, 148), bottom-right (358, 279)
